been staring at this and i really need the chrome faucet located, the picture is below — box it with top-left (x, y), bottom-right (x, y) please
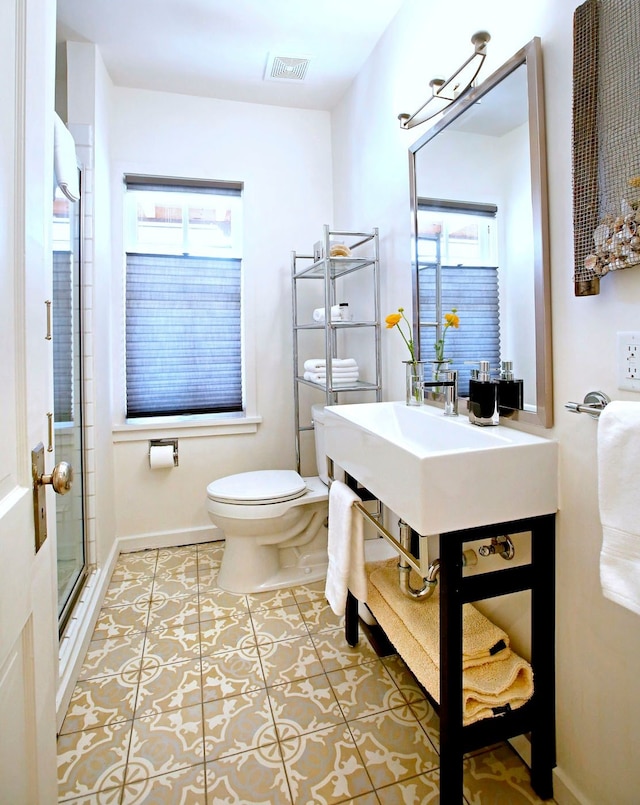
top-left (422, 369), bottom-right (458, 416)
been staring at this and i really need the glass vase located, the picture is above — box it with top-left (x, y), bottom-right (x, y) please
top-left (424, 359), bottom-right (452, 401)
top-left (430, 358), bottom-right (452, 383)
top-left (404, 361), bottom-right (425, 406)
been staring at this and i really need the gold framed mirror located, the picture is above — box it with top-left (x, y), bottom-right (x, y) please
top-left (409, 37), bottom-right (553, 428)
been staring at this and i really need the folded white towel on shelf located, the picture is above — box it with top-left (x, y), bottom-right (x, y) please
top-left (304, 371), bottom-right (359, 385)
top-left (597, 400), bottom-right (640, 615)
top-left (304, 358), bottom-right (358, 371)
top-left (312, 367), bottom-right (360, 376)
top-left (325, 481), bottom-right (367, 616)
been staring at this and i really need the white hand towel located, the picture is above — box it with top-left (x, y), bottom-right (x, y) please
top-left (325, 480), bottom-right (367, 616)
top-left (304, 358), bottom-right (358, 371)
top-left (597, 401), bottom-right (640, 615)
top-left (54, 113), bottom-right (80, 202)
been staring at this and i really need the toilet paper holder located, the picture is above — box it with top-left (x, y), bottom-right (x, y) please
top-left (149, 438), bottom-right (179, 467)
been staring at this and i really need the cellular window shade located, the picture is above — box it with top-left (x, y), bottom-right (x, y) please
top-left (53, 250), bottom-right (74, 422)
top-left (124, 176), bottom-right (241, 196)
top-left (126, 253), bottom-right (242, 417)
top-left (418, 262), bottom-right (500, 396)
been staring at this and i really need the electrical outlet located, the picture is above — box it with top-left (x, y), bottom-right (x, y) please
top-left (617, 331), bottom-right (640, 391)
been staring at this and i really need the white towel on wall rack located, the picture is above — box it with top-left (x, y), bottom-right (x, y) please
top-left (325, 480), bottom-right (367, 616)
top-left (597, 400), bottom-right (640, 615)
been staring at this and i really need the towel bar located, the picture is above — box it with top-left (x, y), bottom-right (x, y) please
top-left (352, 501), bottom-right (425, 575)
top-left (565, 390), bottom-right (610, 418)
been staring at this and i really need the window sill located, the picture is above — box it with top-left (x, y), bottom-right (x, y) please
top-left (112, 413), bottom-right (262, 442)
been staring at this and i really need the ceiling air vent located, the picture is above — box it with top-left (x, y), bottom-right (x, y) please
top-left (264, 54), bottom-right (310, 82)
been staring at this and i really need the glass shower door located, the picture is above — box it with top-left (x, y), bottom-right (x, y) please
top-left (53, 181), bottom-right (88, 634)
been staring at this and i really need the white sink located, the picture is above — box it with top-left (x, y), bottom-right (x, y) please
top-left (324, 401), bottom-right (557, 535)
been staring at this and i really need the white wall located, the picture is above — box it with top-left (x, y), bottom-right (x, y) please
top-left (107, 89), bottom-right (333, 543)
top-left (332, 1), bottom-right (640, 802)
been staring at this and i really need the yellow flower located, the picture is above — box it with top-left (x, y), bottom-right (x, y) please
top-left (434, 308), bottom-right (460, 361)
top-left (628, 175), bottom-right (640, 189)
top-left (385, 307), bottom-right (416, 363)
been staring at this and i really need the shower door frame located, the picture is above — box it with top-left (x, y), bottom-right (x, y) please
top-left (55, 166), bottom-right (90, 638)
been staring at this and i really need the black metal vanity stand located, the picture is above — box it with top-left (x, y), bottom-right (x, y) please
top-left (343, 477), bottom-right (556, 802)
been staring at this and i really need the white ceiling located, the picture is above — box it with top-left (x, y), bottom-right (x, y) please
top-left (56, 0), bottom-right (406, 110)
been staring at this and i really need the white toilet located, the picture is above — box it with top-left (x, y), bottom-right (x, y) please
top-left (207, 404), bottom-right (330, 593)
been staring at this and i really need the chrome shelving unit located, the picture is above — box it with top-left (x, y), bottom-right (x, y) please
top-left (292, 225), bottom-right (382, 473)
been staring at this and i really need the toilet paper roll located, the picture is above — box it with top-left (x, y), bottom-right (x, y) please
top-left (149, 444), bottom-right (175, 469)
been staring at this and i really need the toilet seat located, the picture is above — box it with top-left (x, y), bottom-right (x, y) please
top-left (207, 470), bottom-right (308, 506)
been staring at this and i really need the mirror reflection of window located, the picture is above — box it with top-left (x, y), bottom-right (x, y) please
top-left (417, 201), bottom-right (499, 396)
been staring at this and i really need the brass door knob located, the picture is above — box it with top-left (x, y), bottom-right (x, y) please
top-left (39, 461), bottom-right (74, 495)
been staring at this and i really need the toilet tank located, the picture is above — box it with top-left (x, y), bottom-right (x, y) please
top-left (311, 404), bottom-right (329, 485)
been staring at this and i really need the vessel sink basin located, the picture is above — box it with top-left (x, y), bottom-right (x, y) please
top-left (324, 401), bottom-right (557, 535)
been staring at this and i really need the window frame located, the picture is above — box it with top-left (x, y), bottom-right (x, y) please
top-left (112, 172), bottom-right (260, 437)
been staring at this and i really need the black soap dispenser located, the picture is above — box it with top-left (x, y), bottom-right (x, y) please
top-left (497, 361), bottom-right (524, 417)
top-left (468, 360), bottom-right (498, 426)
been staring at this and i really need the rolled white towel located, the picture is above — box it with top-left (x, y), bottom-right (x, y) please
top-left (313, 306), bottom-right (341, 322)
top-left (304, 358), bottom-right (358, 371)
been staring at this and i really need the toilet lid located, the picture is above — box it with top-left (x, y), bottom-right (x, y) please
top-left (206, 470), bottom-right (308, 505)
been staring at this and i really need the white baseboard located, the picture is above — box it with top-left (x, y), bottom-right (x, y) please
top-left (509, 735), bottom-right (593, 805)
top-left (508, 735), bottom-right (589, 805)
top-left (117, 524), bottom-right (223, 554)
top-left (552, 766), bottom-right (591, 805)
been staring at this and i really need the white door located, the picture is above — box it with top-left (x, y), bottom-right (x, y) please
top-left (0, 1), bottom-right (58, 802)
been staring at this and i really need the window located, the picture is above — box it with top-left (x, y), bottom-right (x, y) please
top-left (124, 176), bottom-right (243, 418)
top-left (416, 200), bottom-right (500, 396)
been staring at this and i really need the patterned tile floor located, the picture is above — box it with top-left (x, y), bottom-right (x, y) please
top-left (57, 542), bottom-right (556, 804)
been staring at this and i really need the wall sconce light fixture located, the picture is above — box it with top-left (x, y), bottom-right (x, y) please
top-left (398, 31), bottom-right (491, 129)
